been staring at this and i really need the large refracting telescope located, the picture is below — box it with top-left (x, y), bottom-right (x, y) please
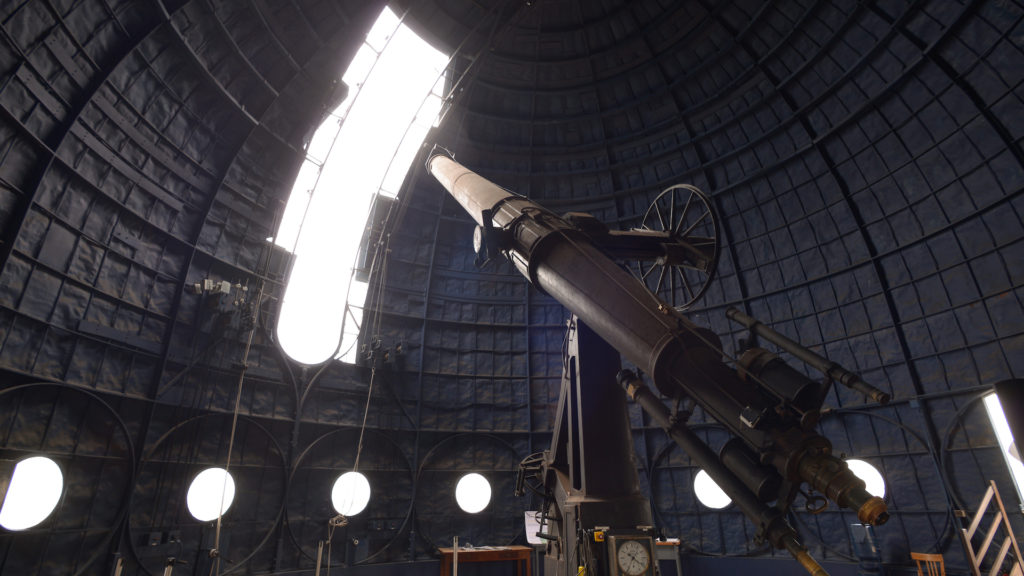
top-left (427, 151), bottom-right (891, 576)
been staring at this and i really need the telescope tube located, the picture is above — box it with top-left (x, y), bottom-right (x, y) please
top-left (427, 154), bottom-right (888, 527)
top-left (727, 306), bottom-right (891, 404)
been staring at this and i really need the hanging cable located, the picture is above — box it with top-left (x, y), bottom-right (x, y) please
top-left (353, 366), bottom-right (378, 474)
top-left (352, 198), bottom-right (391, 474)
top-left (207, 205), bottom-right (282, 575)
top-left (324, 512), bottom-right (349, 576)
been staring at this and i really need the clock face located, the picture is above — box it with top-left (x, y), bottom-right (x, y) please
top-left (616, 540), bottom-right (650, 576)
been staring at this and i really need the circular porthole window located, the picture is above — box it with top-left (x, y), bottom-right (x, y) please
top-left (694, 469), bottom-right (731, 509)
top-left (846, 459), bottom-right (886, 498)
top-left (186, 467), bottom-right (236, 522)
top-left (0, 456), bottom-right (63, 530)
top-left (332, 471), bottom-right (371, 516)
top-left (455, 473), bottom-right (491, 513)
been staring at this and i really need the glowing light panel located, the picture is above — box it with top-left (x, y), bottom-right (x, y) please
top-left (277, 7), bottom-right (449, 365)
top-left (984, 393), bottom-right (1024, 507)
top-left (455, 473), bottom-right (491, 513)
top-left (694, 469), bottom-right (731, 509)
top-left (331, 471), bottom-right (371, 516)
top-left (0, 457), bottom-right (63, 530)
top-left (186, 468), bottom-right (236, 522)
top-left (846, 459), bottom-right (886, 498)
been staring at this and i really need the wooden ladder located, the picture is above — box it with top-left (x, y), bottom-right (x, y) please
top-left (958, 480), bottom-right (1023, 576)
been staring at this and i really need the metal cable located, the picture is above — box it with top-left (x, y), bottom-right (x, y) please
top-left (211, 274), bottom-right (266, 575)
top-left (353, 366), bottom-right (378, 474)
top-left (207, 205), bottom-right (284, 575)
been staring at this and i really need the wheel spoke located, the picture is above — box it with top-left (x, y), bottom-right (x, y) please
top-left (655, 265), bottom-right (666, 293)
top-left (668, 263), bottom-right (676, 300)
top-left (679, 209), bottom-right (710, 238)
top-left (673, 193), bottom-right (694, 236)
top-left (669, 189), bottom-right (676, 232)
top-left (640, 261), bottom-right (654, 281)
top-left (678, 267), bottom-right (694, 302)
top-left (680, 262), bottom-right (709, 272)
top-left (654, 200), bottom-right (667, 231)
top-left (686, 236), bottom-right (716, 247)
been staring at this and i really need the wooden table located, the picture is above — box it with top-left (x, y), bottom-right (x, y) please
top-left (438, 545), bottom-right (532, 576)
top-left (655, 539), bottom-right (683, 576)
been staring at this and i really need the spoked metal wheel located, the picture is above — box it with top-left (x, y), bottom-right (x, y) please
top-left (633, 184), bottom-right (721, 310)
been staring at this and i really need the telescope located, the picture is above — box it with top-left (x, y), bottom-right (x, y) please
top-left (427, 151), bottom-right (889, 576)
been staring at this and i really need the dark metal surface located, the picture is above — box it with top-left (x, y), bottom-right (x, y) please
top-left (540, 318), bottom-right (653, 576)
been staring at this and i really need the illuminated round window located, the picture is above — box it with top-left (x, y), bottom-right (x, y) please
top-left (694, 469), bottom-right (731, 509)
top-left (0, 456), bottom-right (63, 530)
top-left (186, 468), bottom-right (236, 522)
top-left (332, 471), bottom-right (371, 516)
top-left (455, 473), bottom-right (491, 513)
top-left (846, 459), bottom-right (886, 499)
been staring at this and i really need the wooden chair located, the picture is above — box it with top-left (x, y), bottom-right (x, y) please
top-left (911, 552), bottom-right (946, 576)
